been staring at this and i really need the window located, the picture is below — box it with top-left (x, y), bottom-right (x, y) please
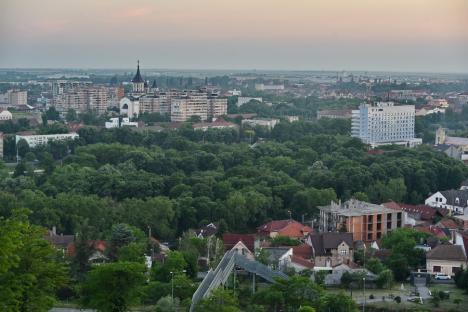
top-left (433, 266), bottom-right (441, 273)
top-left (340, 250), bottom-right (347, 255)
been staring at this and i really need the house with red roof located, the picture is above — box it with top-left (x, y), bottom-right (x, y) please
top-left (222, 233), bottom-right (257, 253)
top-left (257, 219), bottom-right (312, 239)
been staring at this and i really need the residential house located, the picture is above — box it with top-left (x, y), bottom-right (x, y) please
top-left (230, 240), bottom-right (255, 260)
top-left (262, 247), bottom-right (293, 270)
top-left (460, 179), bottom-right (468, 191)
top-left (195, 223), bottom-right (218, 239)
top-left (426, 244), bottom-right (467, 276)
top-left (43, 227), bottom-right (75, 255)
top-left (223, 233), bottom-right (257, 253)
top-left (257, 219), bottom-right (312, 239)
top-left (306, 232), bottom-right (354, 267)
top-left (67, 240), bottom-right (108, 265)
top-left (425, 189), bottom-right (468, 214)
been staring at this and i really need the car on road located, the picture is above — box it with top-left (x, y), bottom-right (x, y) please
top-left (434, 273), bottom-right (451, 280)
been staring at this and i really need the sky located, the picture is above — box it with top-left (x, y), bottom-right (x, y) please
top-left (1, 0), bottom-right (468, 73)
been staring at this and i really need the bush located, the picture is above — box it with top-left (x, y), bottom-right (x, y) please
top-left (394, 296), bottom-right (401, 303)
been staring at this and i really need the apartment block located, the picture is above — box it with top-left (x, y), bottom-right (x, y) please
top-left (54, 87), bottom-right (109, 114)
top-left (319, 199), bottom-right (404, 242)
top-left (352, 102), bottom-right (421, 147)
top-left (171, 91), bottom-right (208, 122)
top-left (16, 133), bottom-right (79, 148)
top-left (8, 90), bottom-right (28, 106)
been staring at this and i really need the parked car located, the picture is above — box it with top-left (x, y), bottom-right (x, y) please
top-left (434, 273), bottom-right (451, 280)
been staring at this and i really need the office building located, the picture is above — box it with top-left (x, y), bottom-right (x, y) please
top-left (319, 199), bottom-right (404, 242)
top-left (352, 102), bottom-right (421, 147)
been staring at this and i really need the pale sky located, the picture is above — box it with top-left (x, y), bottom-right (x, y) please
top-left (1, 0), bottom-right (467, 73)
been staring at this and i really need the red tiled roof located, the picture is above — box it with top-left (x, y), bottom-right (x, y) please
top-left (292, 244), bottom-right (313, 259)
top-left (67, 240), bottom-right (108, 256)
top-left (223, 233), bottom-right (255, 253)
top-left (290, 255), bottom-right (314, 269)
top-left (437, 219), bottom-right (459, 230)
top-left (384, 202), bottom-right (438, 221)
top-left (257, 220), bottom-right (312, 238)
top-left (415, 226), bottom-right (447, 238)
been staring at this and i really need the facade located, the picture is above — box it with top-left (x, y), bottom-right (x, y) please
top-left (317, 109), bottom-right (352, 120)
top-left (171, 91), bottom-right (208, 122)
top-left (208, 95), bottom-right (228, 118)
top-left (105, 117), bottom-right (138, 129)
top-left (306, 232), bottom-right (354, 267)
top-left (319, 199), bottom-right (404, 242)
top-left (426, 245), bottom-right (466, 276)
top-left (351, 102), bottom-right (421, 147)
top-left (241, 118), bottom-right (280, 130)
top-left (0, 132), bottom-right (3, 159)
top-left (255, 83), bottom-right (285, 91)
top-left (8, 90), bottom-right (28, 106)
top-left (434, 128), bottom-right (468, 164)
top-left (54, 86), bottom-right (109, 114)
top-left (425, 190), bottom-right (468, 214)
top-left (16, 133), bottom-right (79, 148)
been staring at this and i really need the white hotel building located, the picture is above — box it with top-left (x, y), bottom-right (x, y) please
top-left (351, 102), bottom-right (422, 148)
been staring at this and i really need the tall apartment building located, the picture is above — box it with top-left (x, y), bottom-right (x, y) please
top-left (319, 199), bottom-right (404, 242)
top-left (171, 91), bottom-right (208, 122)
top-left (208, 94), bottom-right (228, 118)
top-left (8, 90), bottom-right (28, 106)
top-left (352, 102), bottom-right (421, 147)
top-left (139, 93), bottom-right (171, 115)
top-left (55, 87), bottom-right (109, 114)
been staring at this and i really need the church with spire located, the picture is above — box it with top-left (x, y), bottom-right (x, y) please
top-left (120, 60), bottom-right (227, 121)
top-left (131, 60), bottom-right (145, 94)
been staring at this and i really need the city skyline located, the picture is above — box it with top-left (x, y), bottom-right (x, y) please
top-left (1, 0), bottom-right (468, 73)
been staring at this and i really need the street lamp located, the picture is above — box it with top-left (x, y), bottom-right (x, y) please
top-left (362, 277), bottom-right (366, 312)
top-left (171, 270), bottom-right (186, 310)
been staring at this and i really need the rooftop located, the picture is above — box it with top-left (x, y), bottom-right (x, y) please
top-left (320, 199), bottom-right (398, 216)
top-left (426, 244), bottom-right (466, 261)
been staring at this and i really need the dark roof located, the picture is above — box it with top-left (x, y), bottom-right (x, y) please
top-left (309, 232), bottom-right (353, 257)
top-left (440, 190), bottom-right (468, 207)
top-left (151, 80), bottom-right (158, 88)
top-left (131, 61), bottom-right (144, 83)
top-left (44, 234), bottom-right (75, 249)
top-left (461, 179), bottom-right (468, 187)
top-left (195, 223), bottom-right (218, 238)
top-left (223, 233), bottom-right (255, 253)
top-left (426, 244), bottom-right (466, 261)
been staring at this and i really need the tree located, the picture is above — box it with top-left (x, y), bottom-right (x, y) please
top-left (16, 138), bottom-right (30, 158)
top-left (81, 261), bottom-right (146, 312)
top-left (0, 209), bottom-right (67, 311)
top-left (318, 292), bottom-right (358, 312)
top-left (155, 295), bottom-right (180, 312)
top-left (376, 269), bottom-right (394, 289)
top-left (66, 109), bottom-right (78, 122)
top-left (45, 106), bottom-right (60, 121)
top-left (196, 288), bottom-right (241, 312)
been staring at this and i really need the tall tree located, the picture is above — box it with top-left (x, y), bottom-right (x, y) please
top-left (80, 261), bottom-right (146, 312)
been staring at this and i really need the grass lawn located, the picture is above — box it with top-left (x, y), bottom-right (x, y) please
top-left (326, 283), bottom-right (412, 302)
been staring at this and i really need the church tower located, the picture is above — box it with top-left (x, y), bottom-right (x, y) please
top-left (131, 60), bottom-right (145, 93)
